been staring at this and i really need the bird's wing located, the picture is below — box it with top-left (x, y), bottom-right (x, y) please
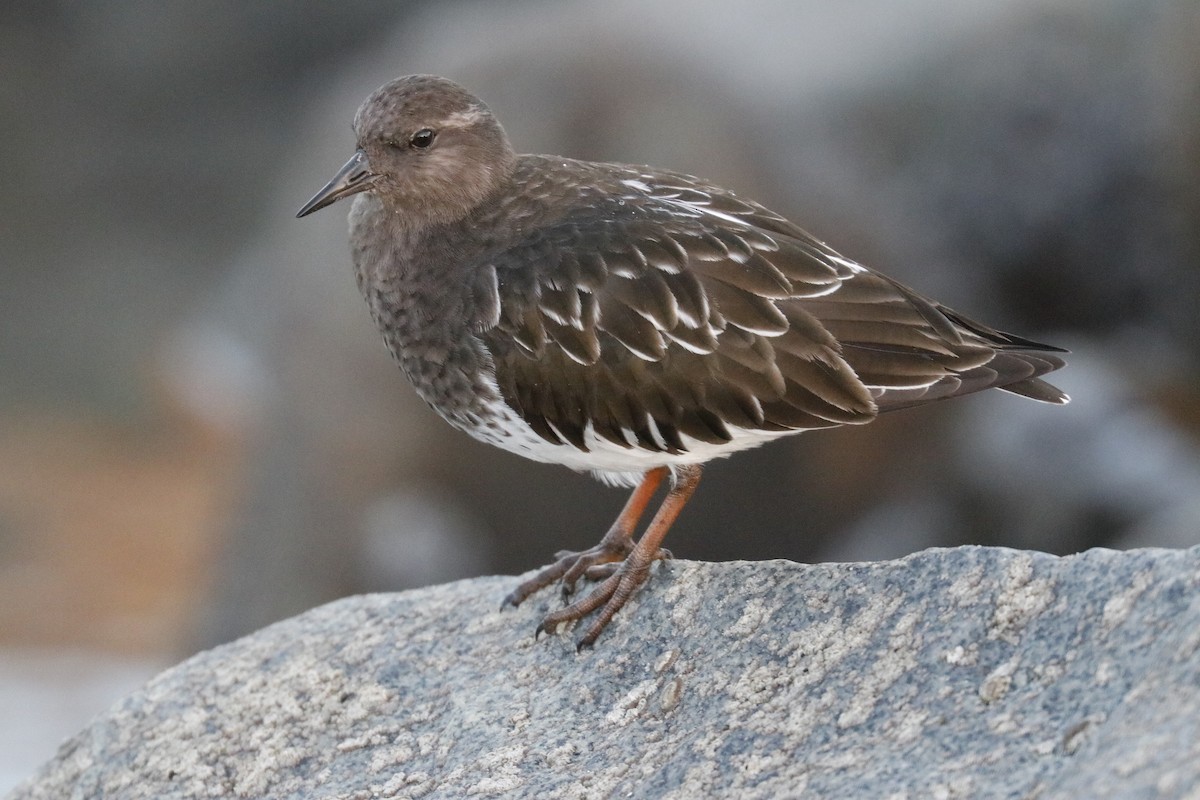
top-left (471, 165), bottom-right (1065, 454)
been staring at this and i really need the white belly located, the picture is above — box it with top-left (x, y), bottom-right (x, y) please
top-left (459, 390), bottom-right (796, 487)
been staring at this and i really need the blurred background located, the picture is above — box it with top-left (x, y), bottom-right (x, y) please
top-left (2, 0), bottom-right (1199, 789)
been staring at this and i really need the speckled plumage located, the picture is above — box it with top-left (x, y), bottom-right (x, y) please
top-left (298, 74), bottom-right (1068, 647)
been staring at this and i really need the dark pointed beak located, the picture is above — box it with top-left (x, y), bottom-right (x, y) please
top-left (296, 150), bottom-right (377, 218)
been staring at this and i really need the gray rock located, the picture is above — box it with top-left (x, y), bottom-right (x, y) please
top-left (13, 546), bottom-right (1200, 799)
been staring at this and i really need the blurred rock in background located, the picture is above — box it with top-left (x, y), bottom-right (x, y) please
top-left (2, 0), bottom-right (1199, 789)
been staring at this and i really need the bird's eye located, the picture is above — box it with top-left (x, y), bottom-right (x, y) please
top-left (409, 129), bottom-right (436, 149)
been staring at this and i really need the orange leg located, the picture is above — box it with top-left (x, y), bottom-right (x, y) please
top-left (502, 466), bottom-right (669, 609)
top-left (537, 464), bottom-right (702, 649)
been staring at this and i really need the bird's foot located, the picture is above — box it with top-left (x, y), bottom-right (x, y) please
top-left (501, 537), bottom-right (669, 610)
top-left (535, 553), bottom-right (668, 651)
top-left (501, 465), bottom-right (695, 647)
top-left (569, 548), bottom-right (672, 584)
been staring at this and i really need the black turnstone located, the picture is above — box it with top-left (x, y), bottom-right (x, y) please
top-left (298, 74), bottom-right (1068, 648)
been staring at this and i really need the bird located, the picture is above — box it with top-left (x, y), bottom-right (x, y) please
top-left (297, 74), bottom-right (1068, 649)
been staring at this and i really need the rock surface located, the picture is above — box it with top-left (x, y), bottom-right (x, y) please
top-left (13, 546), bottom-right (1200, 799)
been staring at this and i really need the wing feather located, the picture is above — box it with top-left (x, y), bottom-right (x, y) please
top-left (474, 157), bottom-right (1067, 455)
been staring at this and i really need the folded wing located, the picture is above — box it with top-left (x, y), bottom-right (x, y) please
top-left (471, 159), bottom-right (1067, 455)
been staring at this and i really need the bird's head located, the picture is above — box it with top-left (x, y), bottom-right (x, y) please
top-left (297, 74), bottom-right (516, 226)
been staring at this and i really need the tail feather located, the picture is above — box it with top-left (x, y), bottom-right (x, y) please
top-left (1000, 376), bottom-right (1070, 404)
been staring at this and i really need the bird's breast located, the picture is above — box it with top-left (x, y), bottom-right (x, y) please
top-left (349, 198), bottom-right (508, 432)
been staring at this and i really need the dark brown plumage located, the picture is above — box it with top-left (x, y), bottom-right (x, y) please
top-left (298, 74), bottom-right (1068, 648)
